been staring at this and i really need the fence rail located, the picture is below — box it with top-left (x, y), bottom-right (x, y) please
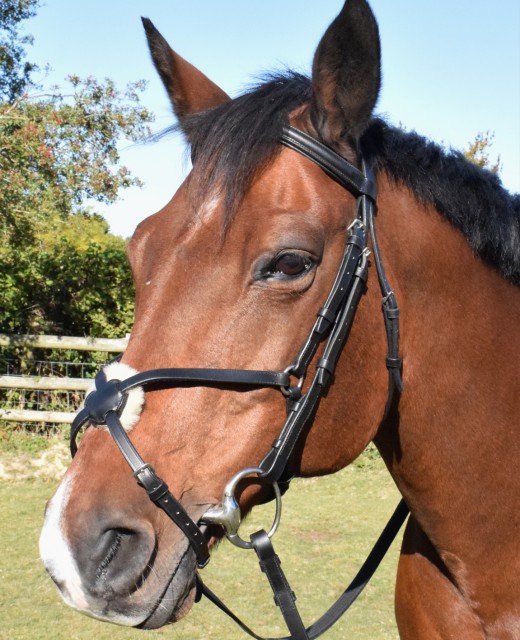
top-left (0, 375), bottom-right (91, 391)
top-left (0, 409), bottom-right (76, 424)
top-left (0, 334), bottom-right (128, 352)
top-left (0, 334), bottom-right (128, 426)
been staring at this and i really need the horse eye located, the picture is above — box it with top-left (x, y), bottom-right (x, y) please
top-left (270, 253), bottom-right (314, 278)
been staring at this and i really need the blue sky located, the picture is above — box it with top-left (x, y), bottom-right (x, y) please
top-left (25, 0), bottom-right (520, 237)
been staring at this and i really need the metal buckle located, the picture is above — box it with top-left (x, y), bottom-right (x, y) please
top-left (280, 364), bottom-right (305, 399)
top-left (200, 467), bottom-right (282, 550)
top-left (133, 462), bottom-right (155, 481)
top-left (382, 289), bottom-right (395, 305)
top-left (347, 218), bottom-right (366, 233)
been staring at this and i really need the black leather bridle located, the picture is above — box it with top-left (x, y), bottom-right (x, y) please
top-left (70, 125), bottom-right (409, 639)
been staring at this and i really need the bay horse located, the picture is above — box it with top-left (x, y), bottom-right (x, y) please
top-left (39, 0), bottom-right (520, 638)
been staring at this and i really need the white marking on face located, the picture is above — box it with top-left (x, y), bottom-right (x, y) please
top-left (197, 193), bottom-right (222, 223)
top-left (85, 362), bottom-right (145, 433)
top-left (39, 468), bottom-right (150, 626)
top-left (39, 476), bottom-right (89, 610)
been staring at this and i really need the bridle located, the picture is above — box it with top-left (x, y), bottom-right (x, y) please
top-left (70, 125), bottom-right (409, 639)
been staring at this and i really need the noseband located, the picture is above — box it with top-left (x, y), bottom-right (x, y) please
top-left (70, 125), bottom-right (408, 639)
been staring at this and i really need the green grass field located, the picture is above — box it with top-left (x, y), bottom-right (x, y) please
top-left (0, 447), bottom-right (403, 640)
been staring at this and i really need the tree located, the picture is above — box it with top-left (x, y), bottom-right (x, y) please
top-left (0, 76), bottom-right (151, 248)
top-left (0, 0), bottom-right (39, 101)
top-left (464, 131), bottom-right (501, 174)
top-left (0, 5), bottom-right (153, 338)
top-left (0, 212), bottom-right (135, 337)
top-left (0, 76), bottom-right (152, 336)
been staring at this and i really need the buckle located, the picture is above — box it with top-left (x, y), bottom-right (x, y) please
top-left (280, 365), bottom-right (305, 399)
top-left (133, 462), bottom-right (155, 481)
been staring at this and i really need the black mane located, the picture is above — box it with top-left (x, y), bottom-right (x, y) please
top-left (180, 72), bottom-right (312, 221)
top-left (178, 72), bottom-right (520, 285)
top-left (366, 119), bottom-right (520, 286)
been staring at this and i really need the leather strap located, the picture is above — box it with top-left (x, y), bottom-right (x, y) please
top-left (71, 371), bottom-right (212, 567)
top-left (104, 410), bottom-right (210, 567)
top-left (280, 126), bottom-right (377, 201)
top-left (251, 529), bottom-right (309, 640)
top-left (118, 368), bottom-right (290, 393)
top-left (70, 368), bottom-right (290, 457)
top-left (198, 499), bottom-right (409, 640)
top-left (289, 223), bottom-right (367, 378)
top-left (259, 271), bottom-right (366, 484)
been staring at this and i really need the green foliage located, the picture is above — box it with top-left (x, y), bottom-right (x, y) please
top-left (0, 38), bottom-right (152, 338)
top-left (464, 131), bottom-right (501, 174)
top-left (40, 236), bottom-right (135, 338)
top-left (0, 421), bottom-right (57, 453)
top-left (0, 210), bottom-right (135, 336)
top-left (0, 77), bottom-right (152, 249)
top-left (0, 0), bottom-right (39, 101)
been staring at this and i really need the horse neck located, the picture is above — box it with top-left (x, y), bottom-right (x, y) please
top-left (373, 173), bottom-right (520, 545)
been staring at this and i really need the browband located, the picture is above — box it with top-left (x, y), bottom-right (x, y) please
top-left (280, 126), bottom-right (378, 201)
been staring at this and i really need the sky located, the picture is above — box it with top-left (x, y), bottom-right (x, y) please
top-left (23, 0), bottom-right (520, 238)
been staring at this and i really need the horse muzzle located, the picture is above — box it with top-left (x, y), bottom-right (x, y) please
top-left (39, 473), bottom-right (206, 628)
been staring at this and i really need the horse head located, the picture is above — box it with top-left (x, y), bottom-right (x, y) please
top-left (39, 0), bottom-right (392, 628)
top-left (39, 0), bottom-right (520, 635)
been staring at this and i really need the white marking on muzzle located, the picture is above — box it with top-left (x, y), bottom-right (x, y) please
top-left (86, 362), bottom-right (145, 432)
top-left (39, 475), bottom-right (150, 626)
top-left (39, 477), bottom-right (89, 610)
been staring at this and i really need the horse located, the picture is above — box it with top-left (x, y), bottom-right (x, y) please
top-left (39, 0), bottom-right (520, 637)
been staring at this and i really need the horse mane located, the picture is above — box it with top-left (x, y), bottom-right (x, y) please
top-left (176, 71), bottom-right (520, 286)
top-left (366, 119), bottom-right (520, 286)
top-left (178, 72), bottom-right (312, 221)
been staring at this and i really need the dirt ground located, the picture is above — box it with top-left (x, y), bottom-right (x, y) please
top-left (0, 441), bottom-right (69, 481)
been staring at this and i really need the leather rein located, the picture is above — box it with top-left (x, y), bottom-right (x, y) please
top-left (70, 125), bottom-right (409, 639)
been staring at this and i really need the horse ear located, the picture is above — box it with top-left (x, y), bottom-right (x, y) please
top-left (309, 0), bottom-right (381, 153)
top-left (142, 17), bottom-right (230, 118)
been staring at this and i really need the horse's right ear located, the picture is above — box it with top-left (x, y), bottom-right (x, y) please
top-left (309, 0), bottom-right (381, 155)
top-left (142, 18), bottom-right (230, 119)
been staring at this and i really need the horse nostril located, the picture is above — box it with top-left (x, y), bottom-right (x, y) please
top-left (96, 529), bottom-right (125, 580)
top-left (78, 525), bottom-right (156, 599)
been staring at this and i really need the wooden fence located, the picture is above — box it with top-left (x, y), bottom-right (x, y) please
top-left (0, 334), bottom-right (128, 424)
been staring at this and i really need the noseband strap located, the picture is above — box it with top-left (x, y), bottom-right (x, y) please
top-left (70, 125), bottom-right (407, 638)
top-left (70, 367), bottom-right (292, 568)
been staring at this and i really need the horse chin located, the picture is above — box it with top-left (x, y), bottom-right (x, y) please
top-left (138, 587), bottom-right (196, 630)
top-left (137, 548), bottom-right (198, 629)
top-left (138, 527), bottom-right (223, 629)
top-left (137, 585), bottom-right (196, 630)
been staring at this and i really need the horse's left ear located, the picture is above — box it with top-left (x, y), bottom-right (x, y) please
top-left (309, 0), bottom-right (381, 154)
top-left (142, 17), bottom-right (230, 119)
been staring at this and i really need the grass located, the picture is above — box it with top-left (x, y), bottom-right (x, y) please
top-left (0, 424), bottom-right (64, 455)
top-left (0, 446), bottom-right (403, 640)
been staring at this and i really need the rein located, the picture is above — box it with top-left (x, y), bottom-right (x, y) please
top-left (70, 125), bottom-right (409, 638)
